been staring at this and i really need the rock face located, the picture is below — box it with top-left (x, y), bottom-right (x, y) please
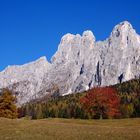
top-left (0, 21), bottom-right (140, 105)
top-left (0, 57), bottom-right (51, 105)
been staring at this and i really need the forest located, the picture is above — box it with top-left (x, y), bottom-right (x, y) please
top-left (0, 78), bottom-right (140, 119)
top-left (19, 78), bottom-right (140, 119)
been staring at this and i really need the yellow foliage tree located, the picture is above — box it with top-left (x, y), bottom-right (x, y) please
top-left (0, 89), bottom-right (18, 119)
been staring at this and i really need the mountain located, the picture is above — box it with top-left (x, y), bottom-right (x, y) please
top-left (0, 21), bottom-right (140, 105)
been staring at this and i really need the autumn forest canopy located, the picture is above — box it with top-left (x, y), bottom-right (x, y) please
top-left (0, 78), bottom-right (140, 119)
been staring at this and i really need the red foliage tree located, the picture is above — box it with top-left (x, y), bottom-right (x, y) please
top-left (80, 87), bottom-right (121, 119)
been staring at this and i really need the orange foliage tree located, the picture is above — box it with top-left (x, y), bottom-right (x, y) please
top-left (0, 89), bottom-right (18, 119)
top-left (80, 87), bottom-right (121, 119)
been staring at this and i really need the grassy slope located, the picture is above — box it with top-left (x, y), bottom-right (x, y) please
top-left (0, 118), bottom-right (140, 140)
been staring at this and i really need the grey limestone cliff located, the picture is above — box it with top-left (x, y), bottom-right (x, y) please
top-left (0, 21), bottom-right (140, 105)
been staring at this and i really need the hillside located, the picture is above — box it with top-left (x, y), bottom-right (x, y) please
top-left (19, 78), bottom-right (140, 119)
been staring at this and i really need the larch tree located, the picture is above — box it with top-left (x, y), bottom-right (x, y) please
top-left (0, 89), bottom-right (18, 119)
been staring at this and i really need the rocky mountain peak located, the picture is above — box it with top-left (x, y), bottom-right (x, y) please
top-left (60, 33), bottom-right (75, 44)
top-left (0, 21), bottom-right (140, 105)
top-left (31, 56), bottom-right (50, 67)
top-left (117, 21), bottom-right (133, 29)
top-left (82, 30), bottom-right (95, 49)
top-left (112, 21), bottom-right (134, 34)
top-left (36, 56), bottom-right (47, 62)
top-left (82, 30), bottom-right (95, 40)
top-left (108, 21), bottom-right (139, 48)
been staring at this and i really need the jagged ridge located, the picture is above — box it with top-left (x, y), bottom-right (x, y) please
top-left (0, 21), bottom-right (140, 105)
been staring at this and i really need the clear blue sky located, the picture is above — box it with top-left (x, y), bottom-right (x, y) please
top-left (0, 0), bottom-right (139, 71)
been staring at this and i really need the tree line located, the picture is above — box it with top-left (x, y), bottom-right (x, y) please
top-left (0, 78), bottom-right (140, 119)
